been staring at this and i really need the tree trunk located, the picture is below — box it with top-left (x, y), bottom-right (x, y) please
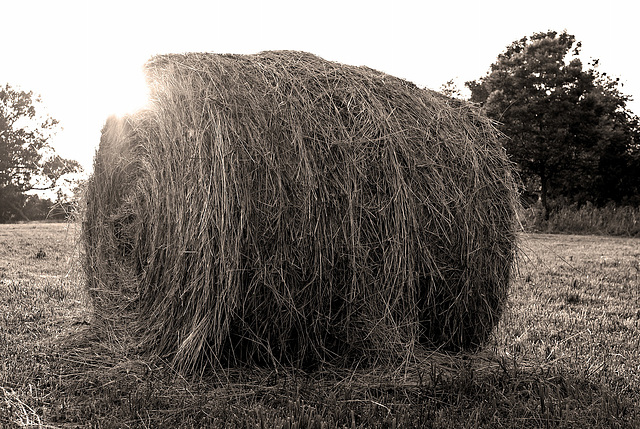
top-left (540, 174), bottom-right (549, 221)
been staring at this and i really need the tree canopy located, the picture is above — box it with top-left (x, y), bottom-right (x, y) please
top-left (0, 84), bottom-right (82, 222)
top-left (466, 31), bottom-right (640, 215)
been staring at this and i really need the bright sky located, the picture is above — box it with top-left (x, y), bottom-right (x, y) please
top-left (3, 0), bottom-right (638, 172)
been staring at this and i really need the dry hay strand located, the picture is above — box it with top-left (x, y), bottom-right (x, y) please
top-left (82, 50), bottom-right (518, 372)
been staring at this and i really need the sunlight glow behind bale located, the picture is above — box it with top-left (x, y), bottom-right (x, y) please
top-left (82, 51), bottom-right (519, 371)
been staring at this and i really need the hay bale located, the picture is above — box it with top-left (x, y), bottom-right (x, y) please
top-left (83, 51), bottom-right (518, 370)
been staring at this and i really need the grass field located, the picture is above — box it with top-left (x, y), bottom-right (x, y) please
top-left (0, 223), bottom-right (638, 428)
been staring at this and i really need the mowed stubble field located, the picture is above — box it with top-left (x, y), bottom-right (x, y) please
top-left (0, 222), bottom-right (638, 428)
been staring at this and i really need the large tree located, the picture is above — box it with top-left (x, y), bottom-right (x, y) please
top-left (467, 30), bottom-right (640, 215)
top-left (0, 84), bottom-right (82, 222)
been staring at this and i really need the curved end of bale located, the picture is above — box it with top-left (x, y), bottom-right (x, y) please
top-left (82, 115), bottom-right (144, 336)
top-left (83, 51), bottom-right (519, 371)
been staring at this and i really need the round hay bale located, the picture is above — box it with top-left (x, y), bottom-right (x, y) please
top-left (83, 51), bottom-right (518, 370)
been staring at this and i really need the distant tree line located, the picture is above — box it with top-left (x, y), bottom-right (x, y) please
top-left (447, 30), bottom-right (640, 218)
top-left (0, 84), bottom-right (82, 222)
top-left (16, 193), bottom-right (74, 222)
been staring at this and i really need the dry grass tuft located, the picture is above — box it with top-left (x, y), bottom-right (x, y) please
top-left (82, 51), bottom-right (518, 371)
